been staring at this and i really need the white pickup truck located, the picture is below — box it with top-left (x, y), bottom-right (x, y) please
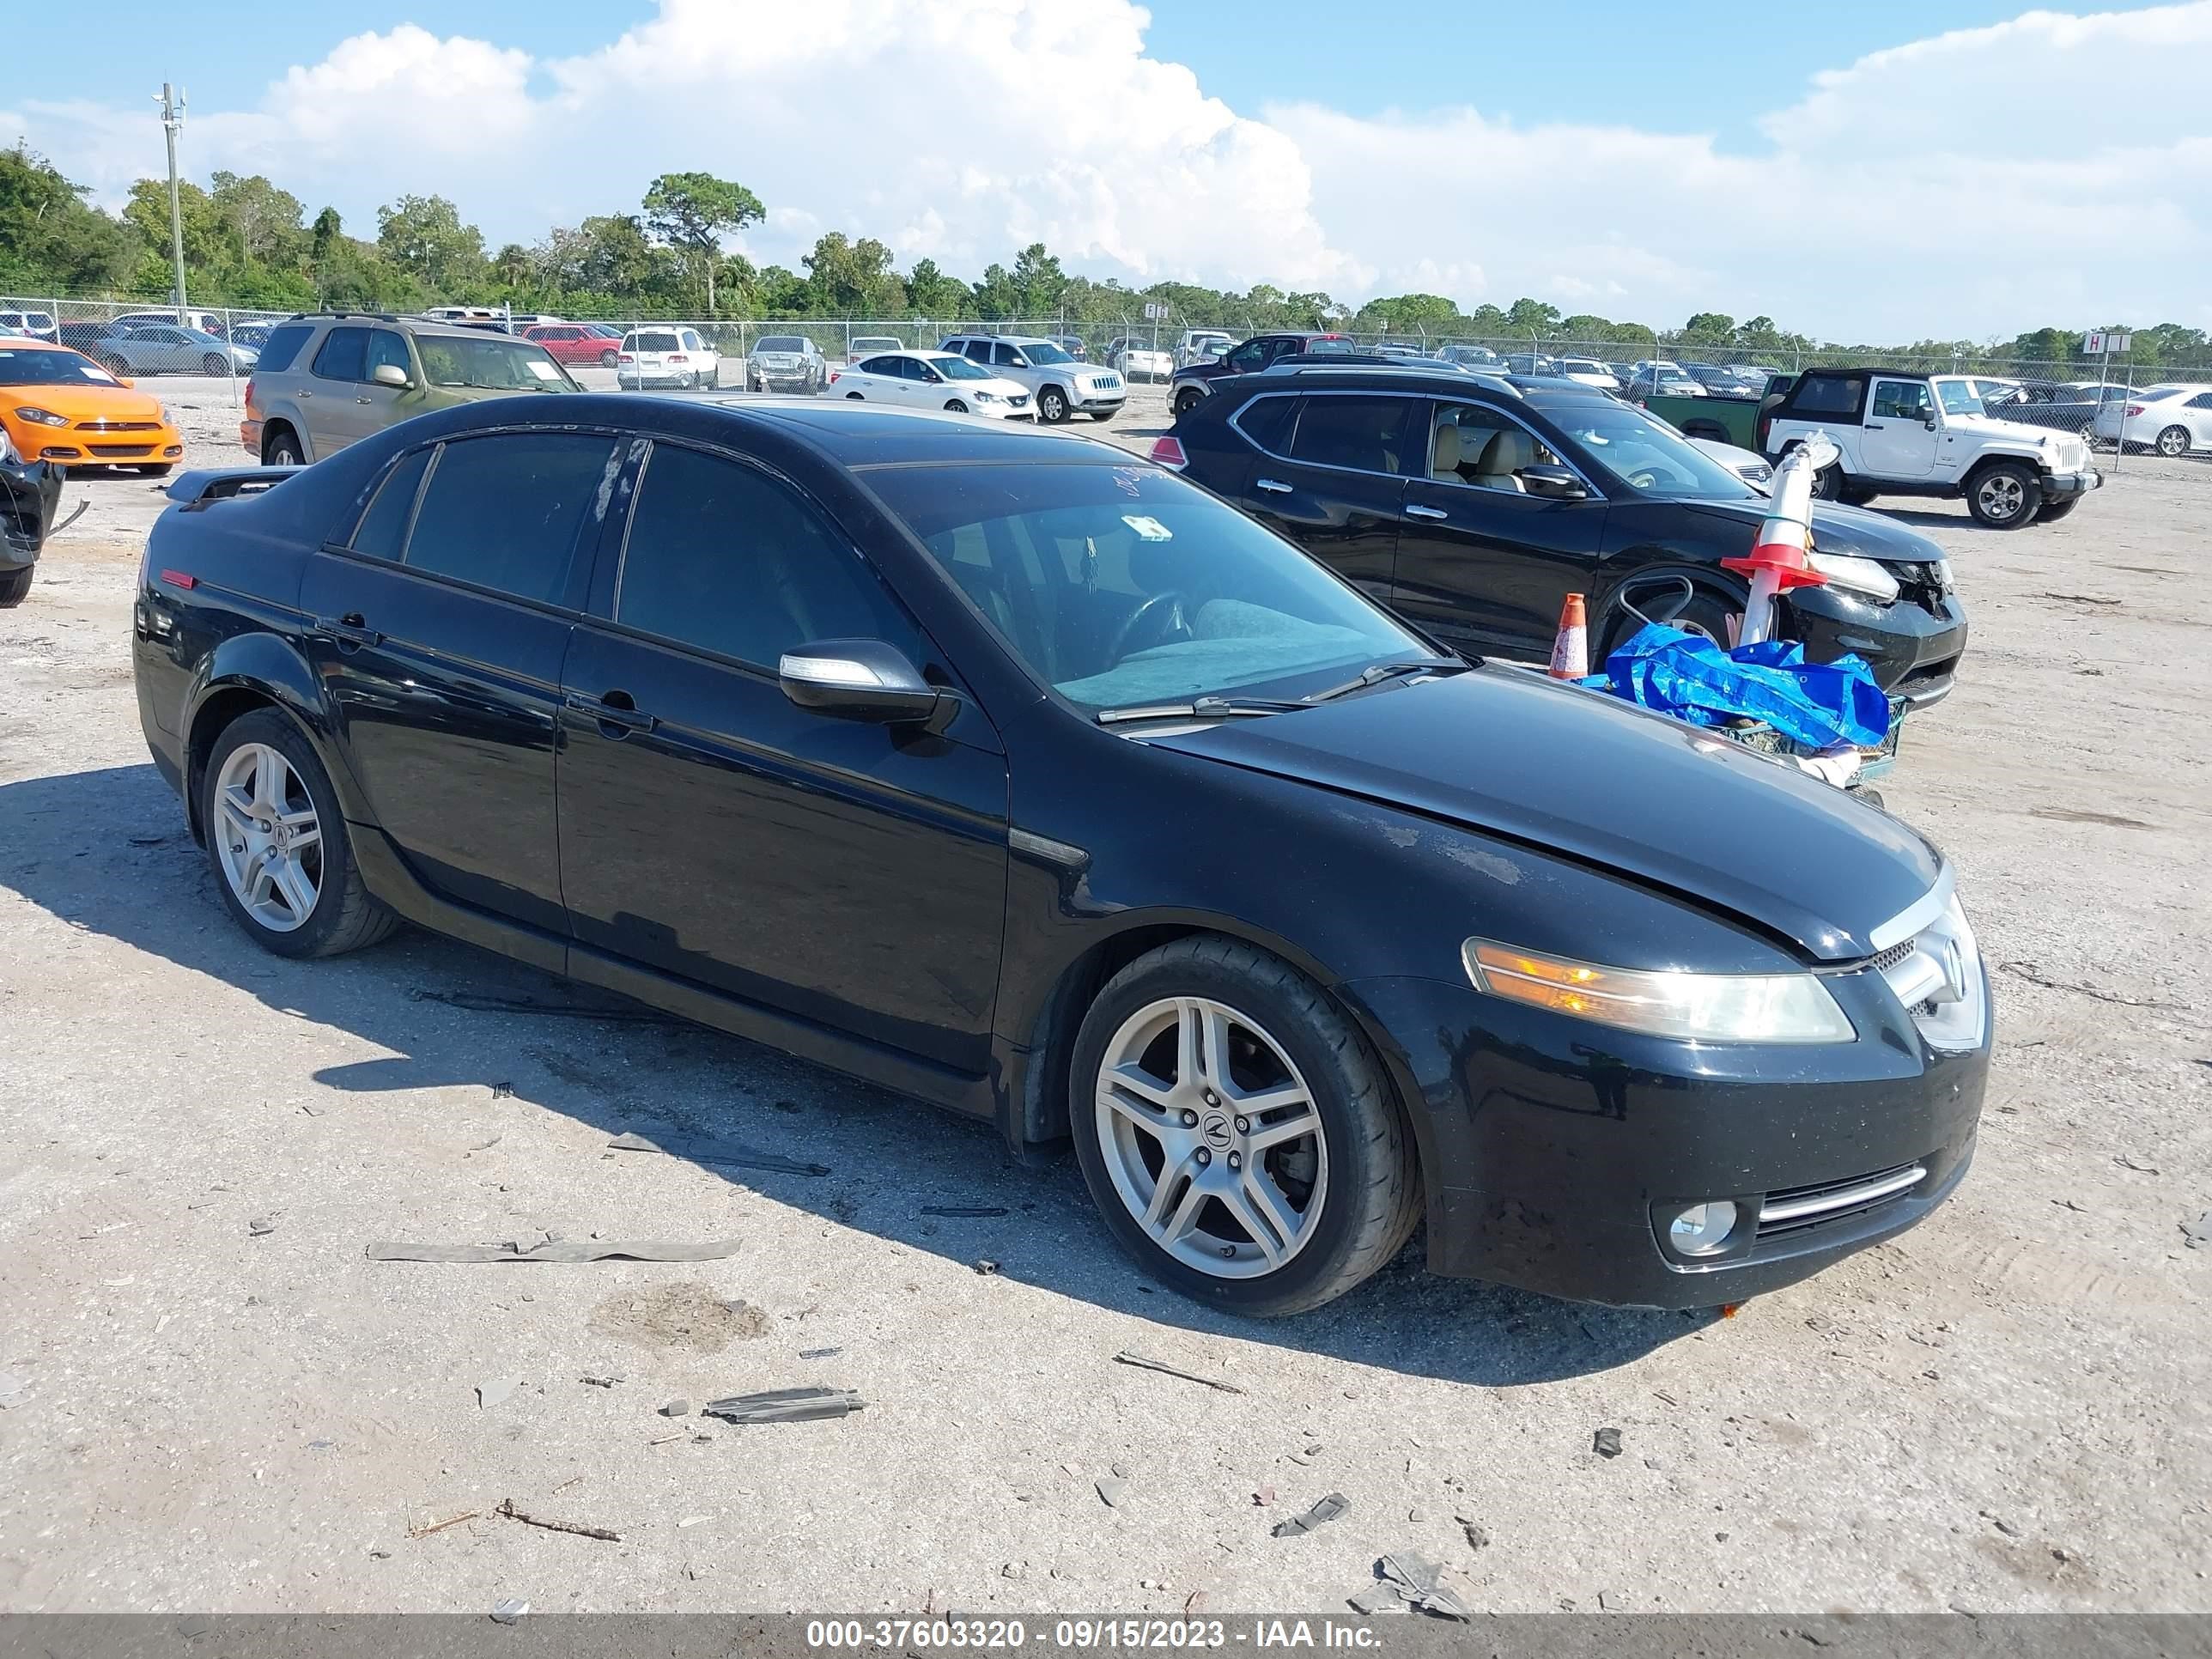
top-left (1763, 368), bottom-right (2100, 528)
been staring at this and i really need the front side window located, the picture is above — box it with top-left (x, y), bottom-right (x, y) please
top-left (1022, 342), bottom-right (1073, 365)
top-left (402, 433), bottom-right (618, 603)
top-left (1547, 404), bottom-right (1757, 501)
top-left (367, 330), bottom-right (411, 381)
top-left (1873, 380), bottom-right (1936, 421)
top-left (2188, 392), bottom-right (2212, 410)
top-left (616, 444), bottom-right (914, 667)
top-left (416, 335), bottom-right (577, 392)
top-left (1223, 343), bottom-right (1267, 374)
top-left (312, 327), bottom-right (368, 382)
top-left (1287, 395), bottom-right (1419, 476)
top-left (865, 461), bottom-right (1425, 714)
top-left (933, 355), bottom-right (990, 381)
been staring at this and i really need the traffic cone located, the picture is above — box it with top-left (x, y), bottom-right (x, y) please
top-left (1723, 435), bottom-right (1834, 646)
top-left (1548, 593), bottom-right (1589, 679)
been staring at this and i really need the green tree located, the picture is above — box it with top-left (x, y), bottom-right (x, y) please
top-left (1010, 241), bottom-right (1066, 314)
top-left (972, 262), bottom-right (1020, 320)
top-left (209, 172), bottom-right (306, 269)
top-left (1681, 310), bottom-right (1737, 341)
top-left (1504, 297), bottom-right (1561, 335)
top-left (0, 145), bottom-right (141, 291)
top-left (1359, 292), bottom-right (1460, 336)
top-left (802, 233), bottom-right (900, 313)
top-left (641, 172), bottom-right (764, 312)
top-left (904, 257), bottom-right (971, 319)
top-left (375, 194), bottom-right (486, 291)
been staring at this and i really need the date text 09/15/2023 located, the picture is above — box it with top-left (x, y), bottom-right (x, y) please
top-left (804, 1620), bottom-right (1382, 1650)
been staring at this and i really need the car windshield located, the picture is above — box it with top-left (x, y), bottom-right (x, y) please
top-left (416, 336), bottom-right (578, 392)
top-left (0, 347), bottom-right (121, 387)
top-left (1550, 404), bottom-right (1760, 501)
top-left (1934, 379), bottom-right (1985, 416)
top-left (866, 462), bottom-right (1425, 714)
top-left (1022, 342), bottom-right (1074, 365)
top-left (930, 354), bottom-right (992, 380)
top-left (756, 336), bottom-right (807, 352)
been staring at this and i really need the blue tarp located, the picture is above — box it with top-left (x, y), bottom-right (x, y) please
top-left (1580, 623), bottom-right (1892, 750)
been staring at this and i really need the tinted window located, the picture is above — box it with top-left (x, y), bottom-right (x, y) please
top-left (1791, 375), bottom-right (1863, 416)
top-left (2189, 392), bottom-right (2212, 410)
top-left (404, 434), bottom-right (617, 603)
top-left (312, 326), bottom-right (368, 382)
top-left (963, 341), bottom-right (993, 363)
top-left (350, 447), bottom-right (432, 560)
top-left (1223, 343), bottom-right (1267, 374)
top-left (1234, 394), bottom-right (1299, 453)
top-left (367, 330), bottom-right (410, 380)
top-left (615, 443), bottom-right (912, 667)
top-left (1288, 395), bottom-right (1419, 475)
top-left (858, 356), bottom-right (901, 374)
top-left (256, 324), bottom-right (314, 374)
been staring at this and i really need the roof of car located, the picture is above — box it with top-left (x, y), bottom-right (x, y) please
top-left (0, 337), bottom-right (72, 354)
top-left (1231, 363), bottom-right (1614, 408)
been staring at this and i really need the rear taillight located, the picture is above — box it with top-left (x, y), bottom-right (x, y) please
top-left (2126, 404), bottom-right (2145, 416)
top-left (827, 369), bottom-right (841, 384)
top-left (1149, 435), bottom-right (1188, 471)
top-left (619, 353), bottom-right (635, 363)
top-left (241, 377), bottom-right (255, 408)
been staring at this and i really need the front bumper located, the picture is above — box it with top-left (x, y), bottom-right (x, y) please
top-left (2040, 467), bottom-right (2100, 499)
top-left (2, 453), bottom-right (64, 569)
top-left (1788, 582), bottom-right (1967, 709)
top-left (1339, 969), bottom-right (1990, 1309)
top-left (1073, 391), bottom-right (1127, 416)
top-left (11, 420), bottom-right (183, 469)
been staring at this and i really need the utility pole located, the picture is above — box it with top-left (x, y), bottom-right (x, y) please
top-left (156, 83), bottom-right (188, 323)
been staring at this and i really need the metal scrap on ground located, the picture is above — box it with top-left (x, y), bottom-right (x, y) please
top-left (1271, 1492), bottom-right (1351, 1538)
top-left (1348, 1552), bottom-right (1473, 1621)
top-left (606, 1131), bottom-right (832, 1177)
top-left (2185, 1211), bottom-right (2212, 1249)
top-left (496, 1497), bottom-right (620, 1542)
top-left (368, 1238), bottom-right (741, 1263)
top-left (1111, 1348), bottom-right (1246, 1395)
top-left (701, 1386), bottom-right (866, 1424)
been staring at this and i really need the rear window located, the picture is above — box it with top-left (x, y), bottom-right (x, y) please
top-left (1232, 394), bottom-right (1299, 453)
top-left (401, 434), bottom-right (619, 603)
top-left (1790, 375), bottom-right (1863, 416)
top-left (631, 331), bottom-right (680, 352)
top-left (350, 447), bottom-right (432, 560)
top-left (755, 336), bottom-right (807, 352)
top-left (258, 324), bottom-right (318, 370)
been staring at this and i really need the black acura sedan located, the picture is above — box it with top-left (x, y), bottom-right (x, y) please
top-left (133, 396), bottom-right (1990, 1315)
top-left (1158, 364), bottom-right (1969, 712)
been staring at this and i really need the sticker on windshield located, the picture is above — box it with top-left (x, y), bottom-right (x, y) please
top-left (524, 358), bottom-right (560, 380)
top-left (1121, 514), bottom-right (1173, 542)
top-left (80, 364), bottom-right (115, 380)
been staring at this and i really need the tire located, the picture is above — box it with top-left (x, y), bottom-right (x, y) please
top-left (2156, 424), bottom-right (2191, 458)
top-left (202, 352), bottom-right (228, 374)
top-left (134, 464), bottom-right (173, 477)
top-left (1067, 936), bottom-right (1420, 1316)
top-left (1967, 460), bottom-right (2042, 530)
top-left (2036, 497), bottom-right (2081, 523)
top-left (1607, 585), bottom-right (1739, 654)
top-left (944, 399), bottom-right (969, 414)
top-left (1038, 385), bottom-right (1071, 424)
top-left (599, 349), bottom-right (618, 368)
top-left (682, 372), bottom-right (699, 391)
top-left (1089, 410), bottom-right (1116, 422)
top-left (1172, 387), bottom-right (1206, 418)
top-left (1838, 481), bottom-right (1878, 507)
top-left (0, 566), bottom-right (33, 608)
top-left (200, 708), bottom-right (398, 959)
top-left (100, 355), bottom-right (130, 375)
top-left (1809, 463), bottom-right (1842, 501)
top-left (262, 427), bottom-right (303, 467)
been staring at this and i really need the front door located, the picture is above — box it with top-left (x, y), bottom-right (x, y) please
top-left (296, 428), bottom-right (619, 934)
top-left (556, 437), bottom-right (1010, 1073)
top-left (1863, 378), bottom-right (1941, 477)
top-left (1392, 400), bottom-right (1609, 657)
top-left (1238, 392), bottom-right (1414, 603)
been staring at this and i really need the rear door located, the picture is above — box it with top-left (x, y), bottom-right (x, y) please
top-left (296, 428), bottom-right (621, 935)
top-left (1862, 378), bottom-right (1940, 477)
top-left (2185, 391), bottom-right (2212, 448)
top-left (556, 435), bottom-right (1010, 1072)
top-left (306, 326), bottom-right (377, 452)
top-left (1240, 391), bottom-right (1415, 602)
top-left (1394, 398), bottom-right (1609, 658)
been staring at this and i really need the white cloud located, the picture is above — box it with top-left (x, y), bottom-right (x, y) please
top-left (6, 0), bottom-right (2209, 339)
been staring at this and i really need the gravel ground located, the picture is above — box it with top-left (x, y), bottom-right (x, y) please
top-left (1, 378), bottom-right (2206, 1615)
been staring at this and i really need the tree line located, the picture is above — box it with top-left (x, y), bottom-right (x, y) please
top-left (3, 143), bottom-right (2206, 368)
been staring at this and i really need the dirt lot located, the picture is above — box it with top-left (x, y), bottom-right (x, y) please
top-left (1, 379), bottom-right (2207, 1615)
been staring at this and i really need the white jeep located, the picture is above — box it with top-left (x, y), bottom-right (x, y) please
top-left (1763, 368), bottom-right (2100, 528)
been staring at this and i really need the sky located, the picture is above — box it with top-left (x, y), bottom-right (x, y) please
top-left (6, 0), bottom-right (2209, 342)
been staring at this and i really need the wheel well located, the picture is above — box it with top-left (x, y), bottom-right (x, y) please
top-left (1680, 418), bottom-right (1729, 441)
top-left (260, 418), bottom-right (299, 460)
top-left (1962, 452), bottom-right (2035, 489)
top-left (183, 686), bottom-right (279, 843)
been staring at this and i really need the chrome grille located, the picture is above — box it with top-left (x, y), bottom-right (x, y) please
top-left (1759, 1162), bottom-right (1925, 1241)
top-left (1868, 871), bottom-right (1986, 1051)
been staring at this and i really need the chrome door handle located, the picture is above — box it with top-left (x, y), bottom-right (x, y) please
top-left (356, 396), bottom-right (373, 404)
top-left (1255, 477), bottom-right (1291, 494)
top-left (296, 389), bottom-right (313, 398)
top-left (316, 614), bottom-right (382, 649)
top-left (1405, 504), bottom-right (1448, 520)
top-left (564, 691), bottom-right (657, 734)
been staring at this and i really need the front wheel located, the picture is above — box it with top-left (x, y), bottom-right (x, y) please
top-left (1069, 937), bottom-right (1420, 1316)
top-left (1968, 461), bottom-right (2042, 529)
top-left (203, 352), bottom-right (228, 374)
top-left (1037, 385), bottom-right (1070, 424)
top-left (944, 398), bottom-right (969, 414)
top-left (2156, 424), bottom-right (2191, 458)
top-left (2036, 497), bottom-right (2081, 522)
top-left (0, 566), bottom-right (32, 608)
top-left (100, 355), bottom-right (130, 375)
top-left (201, 709), bottom-right (398, 958)
top-left (599, 349), bottom-right (619, 368)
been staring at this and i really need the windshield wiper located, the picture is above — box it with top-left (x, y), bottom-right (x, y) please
top-left (1302, 657), bottom-right (1472, 704)
top-left (1096, 696), bottom-right (1308, 726)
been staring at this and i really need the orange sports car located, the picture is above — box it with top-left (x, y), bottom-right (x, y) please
top-left (0, 338), bottom-right (185, 475)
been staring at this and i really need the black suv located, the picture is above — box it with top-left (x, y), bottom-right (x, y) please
top-left (1160, 364), bottom-right (1970, 712)
top-left (1168, 331), bottom-right (1351, 417)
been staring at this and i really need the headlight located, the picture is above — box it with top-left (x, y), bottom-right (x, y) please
top-left (1808, 552), bottom-right (1900, 602)
top-left (1462, 939), bottom-right (1856, 1044)
top-left (971, 389), bottom-right (1000, 403)
top-left (15, 406), bottom-right (67, 427)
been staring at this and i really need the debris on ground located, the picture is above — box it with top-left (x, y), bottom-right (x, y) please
top-left (678, 1515), bottom-right (712, 1528)
top-left (489, 1598), bottom-right (529, 1624)
top-left (1097, 1477), bottom-right (1127, 1508)
top-left (496, 1498), bottom-right (620, 1542)
top-left (1271, 1492), bottom-right (1351, 1538)
top-left (974, 1260), bottom-right (1000, 1276)
top-left (2184, 1212), bottom-right (2212, 1249)
top-left (0, 1371), bottom-right (28, 1410)
top-left (1111, 1348), bottom-right (1246, 1395)
top-left (799, 1346), bottom-right (843, 1359)
top-left (247, 1218), bottom-right (276, 1237)
top-left (1254, 1486), bottom-right (1276, 1507)
top-left (1348, 1552), bottom-right (1473, 1621)
top-left (578, 1374), bottom-right (623, 1389)
top-left (921, 1205), bottom-right (1010, 1217)
top-left (2114, 1155), bottom-right (2162, 1176)
top-left (1184, 1590), bottom-right (1209, 1613)
top-left (659, 1399), bottom-right (691, 1418)
top-left (1456, 1516), bottom-right (1491, 1551)
top-left (701, 1386), bottom-right (865, 1424)
top-left (1593, 1427), bottom-right (1624, 1458)
top-left (407, 1510), bottom-right (480, 1539)
top-left (370, 1237), bottom-right (739, 1263)
top-left (606, 1130), bottom-right (830, 1178)
top-left (477, 1379), bottom-right (520, 1409)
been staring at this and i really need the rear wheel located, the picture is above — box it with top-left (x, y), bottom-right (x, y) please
top-left (0, 567), bottom-right (33, 608)
top-left (1172, 386), bottom-right (1206, 418)
top-left (202, 352), bottom-right (228, 374)
top-left (100, 355), bottom-right (129, 375)
top-left (1038, 385), bottom-right (1071, 424)
top-left (263, 428), bottom-right (303, 467)
top-left (599, 349), bottom-right (618, 368)
top-left (1069, 937), bottom-right (1420, 1316)
top-left (200, 709), bottom-right (398, 958)
top-left (1967, 461), bottom-right (2041, 529)
top-left (2156, 424), bottom-right (2191, 458)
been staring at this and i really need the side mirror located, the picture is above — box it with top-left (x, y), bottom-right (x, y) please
top-left (116, 376), bottom-right (137, 390)
top-left (1521, 464), bottom-right (1589, 501)
top-left (1923, 412), bottom-right (1938, 430)
top-left (372, 363), bottom-right (410, 389)
top-left (778, 639), bottom-right (947, 726)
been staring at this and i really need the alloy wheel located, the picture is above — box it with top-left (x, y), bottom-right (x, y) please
top-left (2157, 426), bottom-right (2190, 458)
top-left (1976, 472), bottom-right (2025, 522)
top-left (213, 742), bottom-right (324, 933)
top-left (1092, 995), bottom-right (1328, 1279)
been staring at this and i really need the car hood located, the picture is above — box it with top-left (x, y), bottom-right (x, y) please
top-left (3, 380), bottom-right (169, 424)
top-left (1673, 496), bottom-right (1945, 567)
top-left (1146, 666), bottom-right (1941, 963)
top-left (1946, 413), bottom-right (2060, 446)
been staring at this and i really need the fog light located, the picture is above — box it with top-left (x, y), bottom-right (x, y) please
top-left (1668, 1200), bottom-right (1738, 1256)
